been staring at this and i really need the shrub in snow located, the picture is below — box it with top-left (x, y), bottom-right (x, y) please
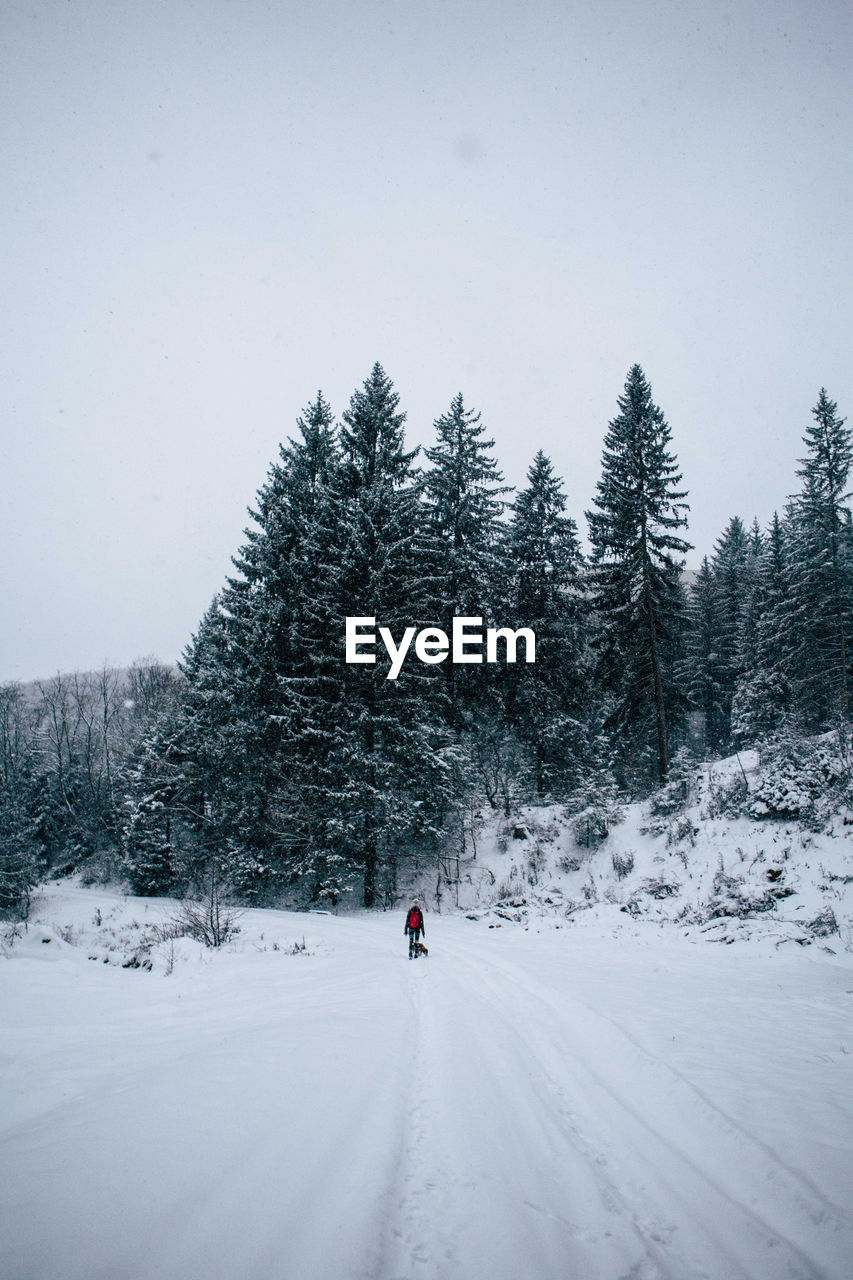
top-left (174, 864), bottom-right (241, 948)
top-left (571, 801), bottom-right (621, 849)
top-left (806, 907), bottom-right (838, 938)
top-left (665, 814), bottom-right (697, 848)
top-left (649, 777), bottom-right (691, 818)
top-left (640, 876), bottom-right (680, 900)
top-left (643, 750), bottom-right (696, 834)
top-left (704, 772), bottom-right (749, 819)
top-left (175, 896), bottom-right (241, 949)
top-left (581, 875), bottom-right (598, 903)
top-left (706, 868), bottom-right (789, 920)
top-left (611, 850), bottom-right (635, 880)
top-left (621, 885), bottom-right (680, 916)
top-left (525, 843), bottom-right (547, 886)
top-left (569, 773), bottom-right (623, 849)
top-left (748, 739), bottom-right (847, 822)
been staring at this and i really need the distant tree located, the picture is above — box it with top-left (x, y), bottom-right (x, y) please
top-left (729, 513), bottom-right (792, 743)
top-left (703, 515), bottom-right (757, 746)
top-left (684, 557), bottom-right (726, 754)
top-left (0, 683), bottom-right (45, 918)
top-left (735, 518), bottom-right (765, 681)
top-left (505, 450), bottom-right (587, 794)
top-left (120, 602), bottom-right (234, 897)
top-left (587, 364), bottom-right (691, 784)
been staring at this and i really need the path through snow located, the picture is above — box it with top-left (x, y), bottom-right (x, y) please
top-left (2, 886), bottom-right (852, 1279)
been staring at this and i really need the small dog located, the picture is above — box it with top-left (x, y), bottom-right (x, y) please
top-left (412, 940), bottom-right (429, 958)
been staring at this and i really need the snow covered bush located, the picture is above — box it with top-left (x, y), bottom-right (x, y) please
top-left (806, 907), bottom-right (838, 938)
top-left (611, 850), bottom-right (635, 880)
top-left (665, 814), bottom-right (696, 848)
top-left (640, 876), bottom-right (680, 900)
top-left (175, 897), bottom-right (241, 948)
top-left (749, 739), bottom-right (847, 823)
top-left (571, 799), bottom-right (622, 849)
top-left (703, 771), bottom-right (749, 819)
top-left (706, 866), bottom-right (791, 920)
top-left (495, 867), bottom-right (526, 904)
top-left (648, 752), bottom-right (694, 817)
top-left (568, 771), bottom-right (623, 850)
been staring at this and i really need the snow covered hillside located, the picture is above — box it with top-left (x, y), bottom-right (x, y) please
top-left (445, 745), bottom-right (853, 952)
top-left (2, 874), bottom-right (852, 1280)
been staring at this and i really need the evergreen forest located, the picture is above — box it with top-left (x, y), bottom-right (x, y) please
top-left (2, 364), bottom-right (851, 912)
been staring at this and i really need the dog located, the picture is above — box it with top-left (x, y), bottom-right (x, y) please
top-left (412, 939), bottom-right (429, 958)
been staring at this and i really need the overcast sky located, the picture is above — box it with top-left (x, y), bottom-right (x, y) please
top-left (2, 0), bottom-right (851, 681)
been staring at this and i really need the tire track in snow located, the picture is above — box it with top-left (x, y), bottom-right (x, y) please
top-left (447, 934), bottom-right (853, 1280)
top-left (377, 958), bottom-right (466, 1280)
top-left (379, 949), bottom-right (682, 1280)
top-left (441, 949), bottom-right (709, 1280)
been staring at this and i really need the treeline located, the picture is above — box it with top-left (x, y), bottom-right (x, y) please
top-left (1, 364), bottom-right (850, 914)
top-left (0, 662), bottom-right (182, 917)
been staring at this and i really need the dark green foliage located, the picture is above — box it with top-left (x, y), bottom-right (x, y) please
top-left (9, 366), bottom-right (853, 912)
top-left (422, 392), bottom-right (510, 730)
top-left (727, 512), bottom-right (793, 744)
top-left (785, 389), bottom-right (853, 727)
top-left (120, 706), bottom-right (209, 897)
top-left (587, 365), bottom-right (691, 783)
top-left (326, 365), bottom-right (455, 905)
top-left (683, 558), bottom-right (727, 753)
top-left (685, 516), bottom-right (762, 752)
top-left (0, 726), bottom-right (46, 919)
top-left (504, 451), bottom-right (588, 794)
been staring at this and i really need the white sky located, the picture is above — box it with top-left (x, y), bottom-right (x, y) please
top-left (2, 0), bottom-right (851, 681)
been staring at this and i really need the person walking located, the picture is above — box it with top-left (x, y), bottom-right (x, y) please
top-left (404, 899), bottom-right (425, 958)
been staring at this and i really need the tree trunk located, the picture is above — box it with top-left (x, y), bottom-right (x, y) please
top-left (363, 843), bottom-right (378, 908)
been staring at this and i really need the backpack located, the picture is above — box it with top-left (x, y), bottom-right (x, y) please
top-left (407, 908), bottom-right (420, 930)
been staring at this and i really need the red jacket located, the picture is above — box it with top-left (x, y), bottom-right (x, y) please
top-left (404, 906), bottom-right (425, 934)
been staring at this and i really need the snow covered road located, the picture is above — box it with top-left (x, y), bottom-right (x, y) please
top-left (2, 887), bottom-right (853, 1280)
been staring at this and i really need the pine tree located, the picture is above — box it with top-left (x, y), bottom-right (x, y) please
top-left (325, 364), bottom-right (453, 905)
top-left (192, 395), bottom-right (343, 897)
top-left (729, 514), bottom-right (791, 743)
top-left (735, 518), bottom-right (765, 680)
top-left (0, 687), bottom-right (46, 918)
top-left (121, 727), bottom-right (184, 896)
top-left (755, 512), bottom-right (791, 672)
top-left (786, 389), bottom-right (853, 725)
top-left (422, 392), bottom-right (510, 728)
top-left (684, 557), bottom-right (727, 753)
top-left (587, 364), bottom-right (691, 784)
top-left (505, 451), bottom-right (587, 794)
top-left (706, 515), bottom-right (754, 745)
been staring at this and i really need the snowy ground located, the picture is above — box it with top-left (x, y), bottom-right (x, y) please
top-left (2, 882), bottom-right (853, 1280)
